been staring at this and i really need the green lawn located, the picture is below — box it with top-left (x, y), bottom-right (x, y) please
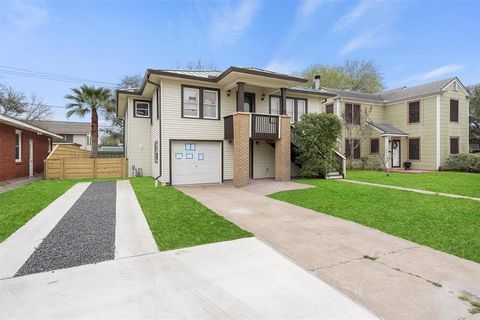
top-left (270, 179), bottom-right (480, 263)
top-left (347, 170), bottom-right (480, 198)
top-left (130, 177), bottom-right (252, 251)
top-left (0, 180), bottom-right (78, 242)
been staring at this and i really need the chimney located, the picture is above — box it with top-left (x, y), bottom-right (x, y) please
top-left (314, 74), bottom-right (321, 90)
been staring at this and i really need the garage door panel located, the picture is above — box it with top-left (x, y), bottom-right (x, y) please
top-left (171, 141), bottom-right (222, 185)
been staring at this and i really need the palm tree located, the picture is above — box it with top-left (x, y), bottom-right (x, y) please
top-left (65, 85), bottom-right (112, 157)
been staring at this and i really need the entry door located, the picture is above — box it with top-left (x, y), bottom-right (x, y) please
top-left (244, 93), bottom-right (255, 112)
top-left (391, 140), bottom-right (401, 168)
top-left (171, 141), bottom-right (222, 185)
top-left (29, 139), bottom-right (34, 177)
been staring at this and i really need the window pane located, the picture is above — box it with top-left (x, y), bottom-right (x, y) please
top-left (345, 139), bottom-right (351, 159)
top-left (15, 132), bottom-right (21, 160)
top-left (135, 102), bottom-right (150, 117)
top-left (450, 100), bottom-right (459, 122)
top-left (409, 101), bottom-right (420, 123)
top-left (450, 138), bottom-right (459, 154)
top-left (286, 99), bottom-right (294, 121)
top-left (203, 90), bottom-right (218, 119)
top-left (345, 104), bottom-right (353, 124)
top-left (297, 100), bottom-right (306, 121)
top-left (370, 139), bottom-right (379, 154)
top-left (270, 97), bottom-right (280, 115)
top-left (354, 139), bottom-right (361, 159)
top-left (183, 88), bottom-right (199, 117)
top-left (409, 139), bottom-right (420, 160)
top-left (326, 104), bottom-right (334, 114)
top-left (354, 104), bottom-right (361, 124)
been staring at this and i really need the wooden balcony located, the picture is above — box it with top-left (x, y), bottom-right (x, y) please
top-left (224, 113), bottom-right (280, 140)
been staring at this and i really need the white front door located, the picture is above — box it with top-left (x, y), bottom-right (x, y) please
top-left (171, 141), bottom-right (222, 185)
top-left (391, 140), bottom-right (401, 168)
top-left (29, 139), bottom-right (34, 177)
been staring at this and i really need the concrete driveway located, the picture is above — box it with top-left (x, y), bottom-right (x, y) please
top-left (179, 182), bottom-right (480, 320)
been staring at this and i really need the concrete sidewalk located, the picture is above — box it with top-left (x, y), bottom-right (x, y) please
top-left (0, 238), bottom-right (377, 320)
top-left (179, 184), bottom-right (480, 320)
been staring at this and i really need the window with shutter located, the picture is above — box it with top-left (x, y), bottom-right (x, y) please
top-left (326, 104), bottom-right (334, 114)
top-left (408, 101), bottom-right (420, 123)
top-left (345, 139), bottom-right (361, 159)
top-left (353, 139), bottom-right (361, 159)
top-left (370, 139), bottom-right (379, 154)
top-left (354, 104), bottom-right (361, 124)
top-left (450, 137), bottom-right (459, 154)
top-left (450, 99), bottom-right (459, 122)
top-left (408, 138), bottom-right (420, 160)
top-left (345, 104), bottom-right (353, 124)
top-left (345, 139), bottom-right (351, 159)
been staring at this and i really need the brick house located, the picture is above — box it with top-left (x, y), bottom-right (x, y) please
top-left (0, 115), bottom-right (62, 181)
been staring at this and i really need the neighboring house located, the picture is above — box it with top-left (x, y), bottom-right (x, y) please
top-left (33, 120), bottom-right (92, 151)
top-left (322, 77), bottom-right (470, 170)
top-left (116, 67), bottom-right (335, 186)
top-left (0, 115), bottom-right (62, 181)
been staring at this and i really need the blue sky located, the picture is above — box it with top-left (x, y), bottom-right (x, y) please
top-left (1, 0), bottom-right (479, 121)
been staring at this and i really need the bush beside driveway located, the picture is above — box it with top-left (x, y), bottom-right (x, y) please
top-left (270, 179), bottom-right (480, 263)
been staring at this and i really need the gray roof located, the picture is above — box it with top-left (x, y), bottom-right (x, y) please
top-left (32, 120), bottom-right (90, 135)
top-left (290, 86), bottom-right (337, 96)
top-left (156, 70), bottom-right (222, 78)
top-left (368, 121), bottom-right (408, 136)
top-left (324, 77), bottom-right (459, 103)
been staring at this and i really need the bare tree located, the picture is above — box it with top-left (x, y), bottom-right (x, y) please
top-left (0, 83), bottom-right (51, 121)
top-left (341, 104), bottom-right (374, 168)
top-left (117, 74), bottom-right (143, 89)
top-left (182, 59), bottom-right (217, 70)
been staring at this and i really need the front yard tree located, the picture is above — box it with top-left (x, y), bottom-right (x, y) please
top-left (292, 113), bottom-right (342, 177)
top-left (341, 105), bottom-right (374, 168)
top-left (65, 85), bottom-right (112, 158)
top-left (0, 83), bottom-right (52, 121)
top-left (468, 84), bottom-right (480, 148)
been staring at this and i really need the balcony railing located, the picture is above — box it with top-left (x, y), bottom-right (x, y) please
top-left (251, 114), bottom-right (279, 140)
top-left (223, 113), bottom-right (280, 140)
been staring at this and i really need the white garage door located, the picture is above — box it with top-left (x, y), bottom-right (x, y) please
top-left (171, 141), bottom-right (222, 185)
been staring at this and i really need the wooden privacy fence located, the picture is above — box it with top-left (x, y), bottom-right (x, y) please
top-left (48, 144), bottom-right (91, 159)
top-left (45, 158), bottom-right (128, 179)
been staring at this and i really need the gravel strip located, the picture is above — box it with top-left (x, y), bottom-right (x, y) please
top-left (15, 182), bottom-right (116, 277)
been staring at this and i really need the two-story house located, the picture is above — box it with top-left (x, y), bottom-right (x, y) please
top-left (116, 67), bottom-right (336, 186)
top-left (322, 77), bottom-right (470, 170)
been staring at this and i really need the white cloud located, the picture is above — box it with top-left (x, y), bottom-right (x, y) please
top-left (298, 0), bottom-right (324, 20)
top-left (264, 58), bottom-right (301, 74)
top-left (5, 0), bottom-right (48, 30)
top-left (211, 0), bottom-right (261, 48)
top-left (332, 0), bottom-right (378, 32)
top-left (340, 31), bottom-right (376, 55)
top-left (419, 64), bottom-right (464, 80)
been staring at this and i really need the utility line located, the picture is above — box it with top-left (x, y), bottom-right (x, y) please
top-left (0, 65), bottom-right (118, 87)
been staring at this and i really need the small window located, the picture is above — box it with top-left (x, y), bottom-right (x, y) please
top-left (370, 139), bottom-right (379, 154)
top-left (326, 104), bottom-right (334, 114)
top-left (450, 137), bottom-right (459, 154)
top-left (48, 138), bottom-right (52, 153)
top-left (203, 90), bottom-right (218, 119)
top-left (408, 101), bottom-right (420, 124)
top-left (450, 99), bottom-right (459, 122)
top-left (154, 140), bottom-right (159, 164)
top-left (452, 81), bottom-right (458, 91)
top-left (408, 138), bottom-right (420, 160)
top-left (353, 104), bottom-right (361, 124)
top-left (134, 100), bottom-right (151, 118)
top-left (15, 130), bottom-right (22, 162)
top-left (344, 103), bottom-right (361, 124)
top-left (64, 134), bottom-right (73, 143)
top-left (297, 99), bottom-right (306, 121)
top-left (270, 96), bottom-right (280, 115)
top-left (345, 139), bottom-right (360, 159)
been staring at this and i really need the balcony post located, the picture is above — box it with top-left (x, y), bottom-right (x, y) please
top-left (233, 113), bottom-right (250, 187)
top-left (275, 115), bottom-right (291, 181)
top-left (280, 87), bottom-right (287, 115)
top-left (236, 82), bottom-right (245, 112)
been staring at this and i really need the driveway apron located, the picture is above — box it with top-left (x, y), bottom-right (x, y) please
top-left (15, 182), bottom-right (117, 276)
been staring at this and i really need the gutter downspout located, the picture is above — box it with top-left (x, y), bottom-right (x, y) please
top-left (147, 79), bottom-right (163, 186)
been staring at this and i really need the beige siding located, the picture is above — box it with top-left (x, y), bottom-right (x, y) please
top-left (439, 83), bottom-right (470, 167)
top-left (384, 97), bottom-right (437, 170)
top-left (253, 140), bottom-right (275, 178)
top-left (126, 97), bottom-right (151, 176)
top-left (151, 89), bottom-right (160, 177)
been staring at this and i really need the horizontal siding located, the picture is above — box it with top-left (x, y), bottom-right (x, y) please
top-left (253, 140), bottom-right (275, 179)
top-left (126, 97), bottom-right (151, 176)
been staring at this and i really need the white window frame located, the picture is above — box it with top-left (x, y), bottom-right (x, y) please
top-left (203, 90), bottom-right (219, 119)
top-left (15, 129), bottom-right (22, 162)
top-left (297, 99), bottom-right (306, 121)
top-left (48, 138), bottom-right (52, 153)
top-left (182, 87), bottom-right (200, 118)
top-left (270, 96), bottom-right (280, 115)
top-left (134, 100), bottom-right (151, 118)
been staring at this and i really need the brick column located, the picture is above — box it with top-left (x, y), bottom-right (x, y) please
top-left (233, 113), bottom-right (250, 187)
top-left (275, 116), bottom-right (291, 181)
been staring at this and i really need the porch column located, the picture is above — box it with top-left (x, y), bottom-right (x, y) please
top-left (236, 82), bottom-right (245, 112)
top-left (233, 113), bottom-right (250, 187)
top-left (280, 88), bottom-right (287, 115)
top-left (275, 116), bottom-right (291, 181)
top-left (384, 136), bottom-right (390, 169)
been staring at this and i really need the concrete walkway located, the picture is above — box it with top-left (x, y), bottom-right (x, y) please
top-left (179, 183), bottom-right (480, 320)
top-left (0, 238), bottom-right (378, 319)
top-left (342, 179), bottom-right (480, 201)
top-left (0, 176), bottom-right (42, 194)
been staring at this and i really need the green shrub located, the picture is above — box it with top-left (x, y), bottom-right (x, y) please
top-left (443, 154), bottom-right (480, 173)
top-left (292, 113), bottom-right (342, 177)
top-left (346, 155), bottom-right (382, 170)
top-left (347, 159), bottom-right (363, 170)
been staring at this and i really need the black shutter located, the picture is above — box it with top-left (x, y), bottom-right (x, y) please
top-left (450, 100), bottom-right (459, 122)
top-left (370, 139), bottom-right (379, 154)
top-left (354, 104), bottom-right (361, 124)
top-left (345, 139), bottom-right (351, 159)
top-left (354, 139), bottom-right (361, 159)
top-left (409, 101), bottom-right (420, 123)
top-left (408, 139), bottom-right (420, 160)
top-left (345, 104), bottom-right (353, 124)
top-left (326, 104), bottom-right (334, 114)
top-left (450, 138), bottom-right (459, 154)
